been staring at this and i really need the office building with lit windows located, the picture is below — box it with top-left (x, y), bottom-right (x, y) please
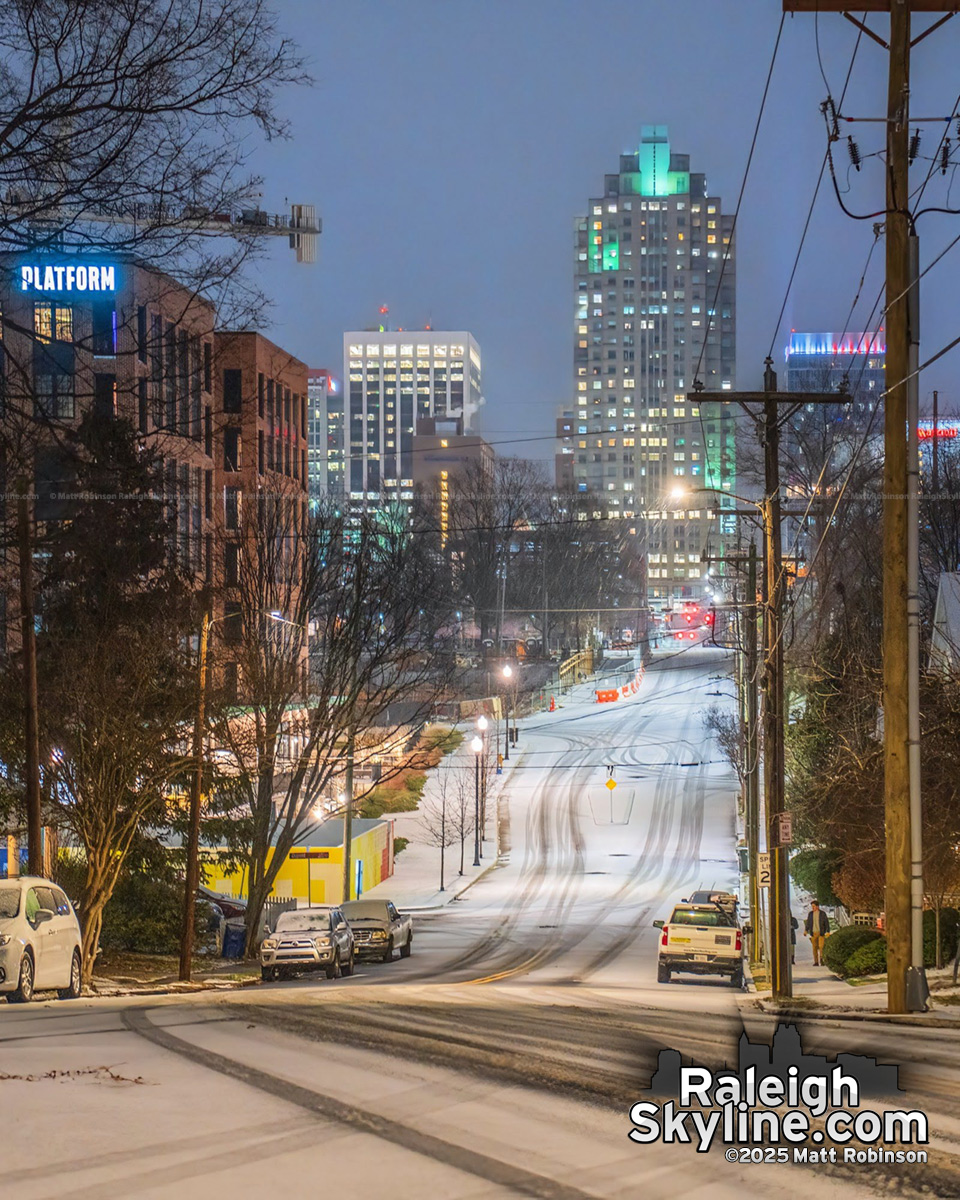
top-left (782, 330), bottom-right (884, 483)
top-left (342, 331), bottom-right (483, 503)
top-left (307, 367), bottom-right (343, 503)
top-left (564, 125), bottom-right (736, 602)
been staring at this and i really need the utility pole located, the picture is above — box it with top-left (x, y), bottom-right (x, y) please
top-left (745, 541), bottom-right (761, 966)
top-left (179, 610), bottom-right (211, 982)
top-left (702, 542), bottom-right (762, 965)
top-left (690, 368), bottom-right (847, 1000)
top-left (761, 359), bottom-right (791, 1000)
top-left (782, 0), bottom-right (945, 1017)
top-left (16, 480), bottom-right (42, 877)
top-left (932, 390), bottom-right (939, 494)
top-left (341, 729), bottom-right (356, 902)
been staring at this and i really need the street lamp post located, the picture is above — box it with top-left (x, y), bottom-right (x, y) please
top-left (501, 664), bottom-right (513, 761)
top-left (471, 735), bottom-right (483, 867)
top-left (476, 715), bottom-right (489, 853)
top-left (179, 608), bottom-right (218, 982)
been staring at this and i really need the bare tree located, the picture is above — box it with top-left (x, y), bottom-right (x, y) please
top-left (418, 769), bottom-right (458, 892)
top-left (0, 1), bottom-right (304, 295)
top-left (208, 496), bottom-right (454, 952)
top-left (445, 457), bottom-right (546, 648)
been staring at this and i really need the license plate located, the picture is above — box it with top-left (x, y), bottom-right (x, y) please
top-left (672, 937), bottom-right (691, 943)
top-left (694, 954), bottom-right (708, 962)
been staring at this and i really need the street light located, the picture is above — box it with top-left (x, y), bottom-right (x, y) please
top-left (471, 735), bottom-right (483, 867)
top-left (476, 715), bottom-right (489, 852)
top-left (501, 664), bottom-right (513, 762)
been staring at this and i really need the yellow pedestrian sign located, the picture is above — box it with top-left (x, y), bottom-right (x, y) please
top-left (605, 777), bottom-right (617, 791)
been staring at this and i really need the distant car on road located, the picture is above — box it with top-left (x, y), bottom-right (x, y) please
top-left (654, 903), bottom-right (743, 988)
top-left (0, 876), bottom-right (83, 1003)
top-left (260, 906), bottom-right (354, 981)
top-left (341, 899), bottom-right (412, 963)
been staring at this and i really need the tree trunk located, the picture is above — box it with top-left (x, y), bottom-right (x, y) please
top-left (935, 902), bottom-right (942, 971)
top-left (79, 898), bottom-right (105, 986)
top-left (459, 832), bottom-right (465, 875)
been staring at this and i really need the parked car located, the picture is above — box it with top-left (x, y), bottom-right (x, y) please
top-left (341, 899), bottom-right (412, 962)
top-left (654, 903), bottom-right (744, 987)
top-left (0, 876), bottom-right (83, 1003)
top-left (260, 907), bottom-right (354, 981)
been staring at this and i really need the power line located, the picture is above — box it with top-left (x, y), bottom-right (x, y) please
top-left (766, 20), bottom-right (864, 360)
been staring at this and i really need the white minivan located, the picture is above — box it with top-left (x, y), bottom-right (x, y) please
top-left (0, 877), bottom-right (83, 1002)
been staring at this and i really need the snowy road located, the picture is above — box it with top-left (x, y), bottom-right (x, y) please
top-left (4, 648), bottom-right (960, 1197)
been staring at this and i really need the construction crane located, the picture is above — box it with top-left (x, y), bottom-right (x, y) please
top-left (2, 195), bottom-right (321, 263)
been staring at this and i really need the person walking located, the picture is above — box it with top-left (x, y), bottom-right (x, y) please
top-left (805, 901), bottom-right (830, 966)
top-left (790, 915), bottom-right (798, 965)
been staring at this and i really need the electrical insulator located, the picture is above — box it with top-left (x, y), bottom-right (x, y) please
top-left (909, 128), bottom-right (921, 163)
top-left (942, 138), bottom-right (952, 176)
top-left (826, 97), bottom-right (839, 140)
top-left (847, 137), bottom-right (862, 172)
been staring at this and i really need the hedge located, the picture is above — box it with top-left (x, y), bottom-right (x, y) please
top-left (821, 925), bottom-right (882, 977)
top-left (844, 937), bottom-right (888, 978)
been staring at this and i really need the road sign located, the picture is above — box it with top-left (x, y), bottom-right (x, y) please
top-left (605, 778), bottom-right (617, 791)
top-left (758, 852), bottom-right (771, 888)
top-left (289, 850), bottom-right (329, 860)
top-left (776, 812), bottom-right (793, 847)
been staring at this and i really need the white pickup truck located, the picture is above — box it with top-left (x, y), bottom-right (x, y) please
top-left (653, 903), bottom-right (744, 987)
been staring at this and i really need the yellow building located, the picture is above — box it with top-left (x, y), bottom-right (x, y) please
top-left (203, 817), bottom-right (394, 906)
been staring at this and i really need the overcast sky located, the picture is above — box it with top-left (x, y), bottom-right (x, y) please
top-left (248, 0), bottom-right (960, 460)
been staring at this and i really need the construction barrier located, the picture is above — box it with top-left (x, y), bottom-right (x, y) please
top-left (596, 663), bottom-right (645, 705)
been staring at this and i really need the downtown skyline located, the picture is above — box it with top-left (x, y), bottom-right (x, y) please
top-left (245, 0), bottom-right (960, 465)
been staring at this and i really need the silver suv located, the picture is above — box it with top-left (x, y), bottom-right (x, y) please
top-left (0, 877), bottom-right (83, 1002)
top-left (260, 906), bottom-right (355, 981)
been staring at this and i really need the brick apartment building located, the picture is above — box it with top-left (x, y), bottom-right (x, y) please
top-left (0, 256), bottom-right (217, 649)
top-left (0, 258), bottom-right (308, 695)
top-left (211, 331), bottom-right (309, 698)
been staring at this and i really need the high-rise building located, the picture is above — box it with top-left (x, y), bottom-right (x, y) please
top-left (343, 331), bottom-right (483, 504)
top-left (784, 330), bottom-right (884, 402)
top-left (307, 367), bottom-right (343, 504)
top-left (782, 330), bottom-right (885, 481)
top-left (566, 125), bottom-right (736, 602)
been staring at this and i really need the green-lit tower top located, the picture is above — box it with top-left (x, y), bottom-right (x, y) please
top-left (589, 126), bottom-right (695, 273)
top-left (625, 125), bottom-right (690, 198)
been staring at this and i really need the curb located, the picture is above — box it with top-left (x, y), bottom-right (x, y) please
top-left (753, 997), bottom-right (960, 1027)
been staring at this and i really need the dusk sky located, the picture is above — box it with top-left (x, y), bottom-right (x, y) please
top-left (249, 0), bottom-right (960, 462)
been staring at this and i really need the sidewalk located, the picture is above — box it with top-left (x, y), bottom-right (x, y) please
top-left (747, 892), bottom-right (960, 1023)
top-left (360, 742), bottom-right (518, 911)
top-left (361, 672), bottom-right (601, 911)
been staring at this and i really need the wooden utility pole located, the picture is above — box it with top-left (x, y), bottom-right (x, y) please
top-left (782, 0), bottom-right (948, 1016)
top-left (761, 361), bottom-right (791, 1000)
top-left (179, 610), bottom-right (211, 982)
top-left (16, 481), bottom-right (42, 877)
top-left (341, 729), bottom-right (356, 902)
top-left (702, 542), bottom-right (762, 964)
top-left (745, 541), bottom-right (761, 966)
top-left (690, 371), bottom-right (847, 999)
